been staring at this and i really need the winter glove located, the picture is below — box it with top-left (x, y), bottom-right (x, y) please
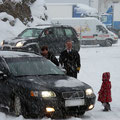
top-left (77, 67), bottom-right (80, 73)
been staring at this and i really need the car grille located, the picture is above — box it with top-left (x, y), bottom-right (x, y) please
top-left (8, 42), bottom-right (15, 46)
top-left (62, 91), bottom-right (84, 100)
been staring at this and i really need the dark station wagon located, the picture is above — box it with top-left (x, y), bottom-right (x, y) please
top-left (0, 51), bottom-right (96, 118)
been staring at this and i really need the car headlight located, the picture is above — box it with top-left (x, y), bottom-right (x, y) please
top-left (86, 88), bottom-right (93, 96)
top-left (1, 41), bottom-right (4, 46)
top-left (41, 91), bottom-right (56, 98)
top-left (16, 41), bottom-right (24, 47)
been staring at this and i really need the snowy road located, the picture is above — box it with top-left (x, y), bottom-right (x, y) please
top-left (0, 41), bottom-right (120, 120)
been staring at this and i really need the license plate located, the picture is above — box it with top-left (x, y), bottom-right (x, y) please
top-left (65, 99), bottom-right (85, 107)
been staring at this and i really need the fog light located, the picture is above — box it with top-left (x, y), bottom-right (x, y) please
top-left (46, 107), bottom-right (55, 113)
top-left (88, 105), bottom-right (94, 110)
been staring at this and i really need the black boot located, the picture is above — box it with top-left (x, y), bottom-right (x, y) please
top-left (103, 103), bottom-right (109, 111)
top-left (103, 103), bottom-right (111, 111)
top-left (108, 103), bottom-right (111, 111)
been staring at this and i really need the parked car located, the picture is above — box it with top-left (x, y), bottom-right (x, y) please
top-left (0, 50), bottom-right (96, 118)
top-left (1, 25), bottom-right (80, 55)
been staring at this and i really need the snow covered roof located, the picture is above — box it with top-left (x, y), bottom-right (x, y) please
top-left (75, 4), bottom-right (98, 16)
top-left (46, 3), bottom-right (98, 17)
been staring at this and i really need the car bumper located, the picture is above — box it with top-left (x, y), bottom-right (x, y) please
top-left (2, 45), bottom-right (27, 52)
top-left (24, 94), bottom-right (96, 118)
top-left (112, 39), bottom-right (118, 44)
top-left (2, 44), bottom-right (40, 54)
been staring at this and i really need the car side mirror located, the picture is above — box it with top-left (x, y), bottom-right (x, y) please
top-left (0, 71), bottom-right (7, 80)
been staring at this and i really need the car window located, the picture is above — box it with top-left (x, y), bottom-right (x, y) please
top-left (64, 28), bottom-right (74, 37)
top-left (6, 57), bottom-right (64, 77)
top-left (18, 28), bottom-right (42, 38)
top-left (41, 28), bottom-right (53, 38)
top-left (53, 27), bottom-right (64, 37)
top-left (96, 25), bottom-right (108, 33)
top-left (0, 58), bottom-right (8, 73)
top-left (0, 60), bottom-right (4, 71)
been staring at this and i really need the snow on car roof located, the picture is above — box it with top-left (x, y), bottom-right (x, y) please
top-left (0, 50), bottom-right (41, 58)
top-left (27, 24), bottom-right (71, 29)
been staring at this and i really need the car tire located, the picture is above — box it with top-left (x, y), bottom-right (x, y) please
top-left (14, 96), bottom-right (22, 116)
top-left (105, 39), bottom-right (112, 47)
top-left (78, 111), bottom-right (85, 116)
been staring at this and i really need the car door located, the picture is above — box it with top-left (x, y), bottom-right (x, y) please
top-left (96, 25), bottom-right (109, 41)
top-left (38, 28), bottom-right (58, 54)
top-left (0, 58), bottom-right (13, 107)
top-left (52, 27), bottom-right (66, 54)
top-left (64, 27), bottom-right (80, 51)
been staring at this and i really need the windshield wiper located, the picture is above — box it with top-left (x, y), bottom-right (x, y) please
top-left (16, 75), bottom-right (36, 77)
top-left (45, 74), bottom-right (64, 76)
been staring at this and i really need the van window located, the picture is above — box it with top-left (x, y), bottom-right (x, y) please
top-left (96, 25), bottom-right (108, 34)
top-left (101, 15), bottom-right (108, 23)
top-left (64, 28), bottom-right (74, 37)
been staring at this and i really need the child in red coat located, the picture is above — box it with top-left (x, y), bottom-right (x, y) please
top-left (98, 72), bottom-right (112, 111)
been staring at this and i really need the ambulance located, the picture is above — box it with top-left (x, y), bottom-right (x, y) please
top-left (51, 17), bottom-right (118, 46)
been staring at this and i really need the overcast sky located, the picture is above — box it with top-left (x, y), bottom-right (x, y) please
top-left (44, 0), bottom-right (89, 5)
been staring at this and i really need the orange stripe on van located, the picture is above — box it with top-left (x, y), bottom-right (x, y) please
top-left (82, 36), bottom-right (94, 38)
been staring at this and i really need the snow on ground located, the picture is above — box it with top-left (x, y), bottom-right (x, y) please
top-left (0, 41), bottom-right (120, 120)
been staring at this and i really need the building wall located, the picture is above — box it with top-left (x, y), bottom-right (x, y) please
top-left (46, 4), bottom-right (73, 18)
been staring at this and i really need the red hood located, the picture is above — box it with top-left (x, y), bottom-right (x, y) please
top-left (102, 72), bottom-right (110, 81)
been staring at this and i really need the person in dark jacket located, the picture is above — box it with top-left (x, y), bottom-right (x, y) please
top-left (98, 72), bottom-right (112, 111)
top-left (41, 46), bottom-right (59, 66)
top-left (59, 40), bottom-right (81, 78)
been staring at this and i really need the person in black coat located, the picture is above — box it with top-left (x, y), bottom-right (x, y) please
top-left (59, 40), bottom-right (81, 78)
top-left (41, 46), bottom-right (59, 66)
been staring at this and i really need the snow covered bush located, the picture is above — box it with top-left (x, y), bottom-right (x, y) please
top-left (0, 0), bottom-right (49, 42)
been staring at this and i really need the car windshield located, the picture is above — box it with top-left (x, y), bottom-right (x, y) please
top-left (5, 57), bottom-right (64, 76)
top-left (18, 28), bottom-right (42, 38)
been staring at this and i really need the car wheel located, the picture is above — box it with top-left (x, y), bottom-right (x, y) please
top-left (14, 96), bottom-right (22, 116)
top-left (78, 111), bottom-right (85, 116)
top-left (105, 39), bottom-right (112, 47)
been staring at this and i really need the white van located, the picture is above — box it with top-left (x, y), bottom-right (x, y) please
top-left (51, 17), bottom-right (118, 46)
